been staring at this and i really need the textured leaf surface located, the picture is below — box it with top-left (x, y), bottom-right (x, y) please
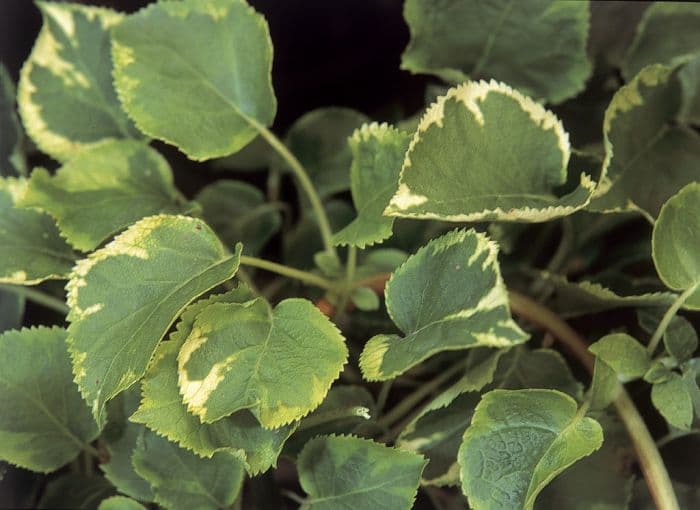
top-left (652, 183), bottom-right (700, 308)
top-left (0, 327), bottom-right (99, 473)
top-left (651, 373), bottom-right (693, 430)
top-left (19, 141), bottom-right (184, 251)
top-left (67, 215), bottom-right (241, 422)
top-left (196, 180), bottom-right (281, 255)
top-left (0, 177), bottom-right (75, 284)
top-left (133, 430), bottom-right (245, 510)
top-left (589, 333), bottom-right (651, 378)
top-left (664, 317), bottom-right (698, 363)
top-left (385, 81), bottom-right (596, 223)
top-left (459, 389), bottom-right (603, 510)
top-left (401, 0), bottom-right (591, 103)
top-left (359, 229), bottom-right (527, 381)
top-left (98, 496), bottom-right (146, 510)
top-left (298, 435), bottom-right (426, 510)
top-left (131, 288), bottom-right (296, 474)
top-left (0, 64), bottom-right (26, 176)
top-left (112, 0), bottom-right (275, 160)
top-left (332, 123), bottom-right (411, 248)
top-left (178, 297), bottom-right (348, 427)
top-left (18, 2), bottom-right (139, 161)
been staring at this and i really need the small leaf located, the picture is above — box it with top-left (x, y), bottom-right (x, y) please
top-left (643, 361), bottom-right (674, 385)
top-left (0, 177), bottom-right (75, 284)
top-left (652, 183), bottom-right (700, 308)
top-left (98, 496), bottom-right (146, 510)
top-left (0, 64), bottom-right (26, 176)
top-left (401, 0), bottom-right (591, 103)
top-left (67, 215), bottom-right (242, 422)
top-left (298, 435), bottom-right (426, 510)
top-left (19, 141), bottom-right (185, 251)
top-left (132, 430), bottom-right (245, 510)
top-left (178, 297), bottom-right (348, 427)
top-left (359, 229), bottom-right (527, 381)
top-left (651, 373), bottom-right (694, 430)
top-left (332, 123), bottom-right (411, 248)
top-left (18, 2), bottom-right (140, 162)
top-left (385, 81), bottom-right (597, 223)
top-left (313, 251), bottom-right (343, 278)
top-left (0, 327), bottom-right (99, 473)
top-left (589, 333), bottom-right (651, 378)
top-left (664, 317), bottom-right (698, 363)
top-left (351, 287), bottom-right (380, 312)
top-left (112, 0), bottom-right (276, 160)
top-left (38, 474), bottom-right (115, 510)
top-left (459, 389), bottom-right (603, 510)
top-left (589, 359), bottom-right (620, 411)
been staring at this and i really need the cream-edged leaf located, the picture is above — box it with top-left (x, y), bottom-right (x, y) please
top-left (67, 215), bottom-right (241, 423)
top-left (359, 229), bottom-right (527, 381)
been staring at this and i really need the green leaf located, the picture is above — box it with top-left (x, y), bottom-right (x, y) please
top-left (622, 3), bottom-right (700, 81)
top-left (18, 141), bottom-right (185, 251)
top-left (132, 430), bottom-right (245, 510)
top-left (401, 0), bottom-right (591, 103)
top-left (131, 288), bottom-right (297, 474)
top-left (0, 289), bottom-right (24, 333)
top-left (195, 180), bottom-right (281, 256)
top-left (459, 389), bottom-right (603, 510)
top-left (679, 54), bottom-right (700, 125)
top-left (664, 317), bottom-right (698, 363)
top-left (591, 64), bottom-right (700, 218)
top-left (385, 81), bottom-right (597, 223)
top-left (98, 496), bottom-right (146, 510)
top-left (0, 64), bottom-right (26, 176)
top-left (589, 333), bottom-right (651, 378)
top-left (332, 123), bottom-right (411, 248)
top-left (112, 0), bottom-right (275, 160)
top-left (66, 215), bottom-right (242, 422)
top-left (0, 327), bottom-right (99, 473)
top-left (298, 435), bottom-right (426, 510)
top-left (643, 361), bottom-right (674, 385)
top-left (359, 229), bottom-right (527, 381)
top-left (651, 373), bottom-right (694, 430)
top-left (38, 474), bottom-right (115, 510)
top-left (18, 2), bottom-right (139, 162)
top-left (0, 177), bottom-right (75, 284)
top-left (589, 359), bottom-right (619, 411)
top-left (350, 287), bottom-right (380, 312)
top-left (178, 297), bottom-right (348, 427)
top-left (652, 183), bottom-right (700, 308)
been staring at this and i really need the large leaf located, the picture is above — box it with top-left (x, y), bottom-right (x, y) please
top-left (332, 123), bottom-right (411, 248)
top-left (401, 0), bottom-right (591, 103)
top-left (132, 430), bottom-right (245, 510)
top-left (178, 297), bottom-right (348, 427)
top-left (0, 327), bottom-right (99, 473)
top-left (0, 64), bottom-right (26, 176)
top-left (0, 177), bottom-right (75, 284)
top-left (359, 229), bottom-right (527, 381)
top-left (18, 2), bottom-right (139, 162)
top-left (652, 183), bottom-right (700, 309)
top-left (385, 81), bottom-right (596, 223)
top-left (19, 141), bottom-right (185, 251)
top-left (112, 0), bottom-right (276, 160)
top-left (67, 215), bottom-right (241, 422)
top-left (131, 289), bottom-right (296, 474)
top-left (297, 435), bottom-right (426, 510)
top-left (459, 389), bottom-right (603, 510)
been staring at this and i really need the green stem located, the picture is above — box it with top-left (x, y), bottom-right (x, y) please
top-left (376, 381), bottom-right (393, 414)
top-left (0, 283), bottom-right (69, 315)
top-left (647, 284), bottom-right (698, 354)
top-left (297, 406), bottom-right (370, 432)
top-left (280, 490), bottom-right (307, 505)
top-left (239, 255), bottom-right (333, 290)
top-left (335, 246), bottom-right (357, 318)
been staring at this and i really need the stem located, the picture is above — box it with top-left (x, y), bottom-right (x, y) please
top-left (239, 255), bottom-right (334, 290)
top-left (280, 490), bottom-right (306, 505)
top-left (0, 283), bottom-right (69, 315)
top-left (297, 406), bottom-right (370, 431)
top-left (376, 381), bottom-right (393, 414)
top-left (508, 290), bottom-right (679, 510)
top-left (335, 246), bottom-right (357, 318)
top-left (647, 284), bottom-right (698, 354)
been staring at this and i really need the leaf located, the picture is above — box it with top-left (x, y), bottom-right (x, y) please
top-left (652, 183), bottom-right (700, 308)
top-left (679, 54), bottom-right (700, 125)
top-left (401, 0), bottom-right (591, 103)
top-left (178, 297), bottom-right (348, 427)
top-left (350, 287), bottom-right (380, 312)
top-left (38, 474), bottom-right (115, 510)
top-left (0, 64), bottom-right (26, 176)
top-left (0, 177), bottom-right (75, 284)
top-left (112, 0), bottom-right (275, 160)
top-left (18, 141), bottom-right (185, 251)
top-left (98, 497), bottom-right (146, 510)
top-left (195, 180), bottom-right (281, 256)
top-left (66, 214), bottom-right (242, 422)
top-left (0, 327), bottom-right (99, 473)
top-left (332, 123), bottom-right (411, 248)
top-left (589, 333), bottom-right (651, 378)
top-left (459, 389), bottom-right (603, 510)
top-left (589, 359), bottom-right (619, 411)
top-left (651, 373), bottom-right (694, 430)
top-left (359, 229), bottom-right (527, 381)
top-left (297, 435), bottom-right (426, 510)
top-left (132, 430), bottom-right (245, 510)
top-left (385, 81), bottom-right (597, 223)
top-left (131, 288), bottom-right (297, 475)
top-left (591, 64), bottom-right (700, 218)
top-left (664, 317), bottom-right (698, 363)
top-left (18, 2), bottom-right (140, 162)
top-left (0, 289), bottom-right (24, 333)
